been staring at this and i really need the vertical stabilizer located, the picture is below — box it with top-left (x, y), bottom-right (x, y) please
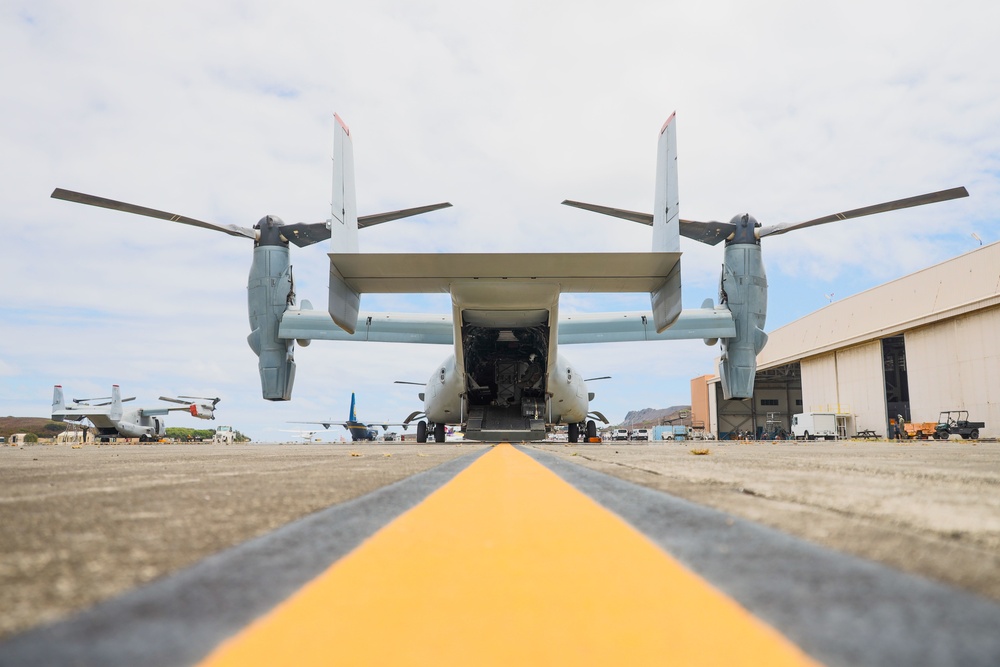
top-left (650, 113), bottom-right (682, 332)
top-left (330, 113), bottom-right (359, 253)
top-left (51, 385), bottom-right (65, 420)
top-left (328, 113), bottom-right (361, 334)
top-left (652, 113), bottom-right (680, 252)
top-left (349, 392), bottom-right (358, 422)
top-left (109, 385), bottom-right (124, 421)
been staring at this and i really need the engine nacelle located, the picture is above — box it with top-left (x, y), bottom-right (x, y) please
top-left (247, 218), bottom-right (297, 401)
top-left (189, 404), bottom-right (215, 420)
top-left (718, 239), bottom-right (768, 399)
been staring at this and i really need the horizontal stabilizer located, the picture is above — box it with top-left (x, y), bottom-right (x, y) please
top-left (327, 252), bottom-right (681, 294)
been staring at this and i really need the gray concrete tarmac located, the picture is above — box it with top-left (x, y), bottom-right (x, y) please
top-left (2, 439), bottom-right (998, 653)
top-left (0, 442), bottom-right (484, 639)
top-left (529, 439), bottom-right (1000, 601)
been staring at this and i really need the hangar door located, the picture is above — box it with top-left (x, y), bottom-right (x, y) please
top-left (882, 335), bottom-right (910, 428)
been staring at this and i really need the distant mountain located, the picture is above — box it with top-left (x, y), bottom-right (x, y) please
top-left (0, 417), bottom-right (67, 439)
top-left (620, 405), bottom-right (691, 428)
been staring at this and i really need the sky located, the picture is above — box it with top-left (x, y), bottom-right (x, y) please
top-left (2, 0), bottom-right (998, 441)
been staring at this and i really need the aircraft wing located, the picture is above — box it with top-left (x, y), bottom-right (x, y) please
top-left (558, 308), bottom-right (736, 344)
top-left (288, 420), bottom-right (350, 430)
top-left (279, 307), bottom-right (736, 345)
top-left (280, 310), bottom-right (452, 344)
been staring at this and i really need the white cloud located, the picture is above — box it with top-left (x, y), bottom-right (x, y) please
top-left (2, 0), bottom-right (997, 435)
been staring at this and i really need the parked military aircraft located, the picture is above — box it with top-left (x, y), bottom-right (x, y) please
top-left (290, 392), bottom-right (403, 441)
top-left (51, 385), bottom-right (221, 441)
top-left (51, 113), bottom-right (968, 442)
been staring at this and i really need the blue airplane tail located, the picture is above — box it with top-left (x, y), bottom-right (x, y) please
top-left (349, 392), bottom-right (357, 423)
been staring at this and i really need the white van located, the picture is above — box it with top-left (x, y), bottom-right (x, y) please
top-left (630, 428), bottom-right (650, 441)
top-left (791, 413), bottom-right (838, 440)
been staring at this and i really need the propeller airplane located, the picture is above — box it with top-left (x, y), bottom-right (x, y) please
top-left (290, 391), bottom-right (407, 442)
top-left (51, 113), bottom-right (968, 443)
top-left (51, 385), bottom-right (221, 442)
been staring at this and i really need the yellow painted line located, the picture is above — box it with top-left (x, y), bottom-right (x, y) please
top-left (198, 444), bottom-right (820, 666)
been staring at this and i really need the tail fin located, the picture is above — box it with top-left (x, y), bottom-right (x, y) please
top-left (109, 385), bottom-right (124, 421)
top-left (652, 113), bottom-right (680, 253)
top-left (328, 113), bottom-right (362, 333)
top-left (650, 113), bottom-right (682, 332)
top-left (349, 392), bottom-right (358, 422)
top-left (330, 113), bottom-right (359, 253)
top-left (52, 385), bottom-right (65, 420)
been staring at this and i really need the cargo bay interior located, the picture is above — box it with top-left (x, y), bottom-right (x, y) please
top-left (694, 241), bottom-right (1000, 440)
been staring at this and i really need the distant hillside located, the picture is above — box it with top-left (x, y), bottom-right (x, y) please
top-left (619, 405), bottom-right (691, 428)
top-left (0, 417), bottom-right (68, 439)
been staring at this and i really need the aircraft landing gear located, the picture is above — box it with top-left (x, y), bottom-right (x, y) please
top-left (434, 422), bottom-right (446, 443)
top-left (568, 423), bottom-right (579, 443)
top-left (586, 420), bottom-right (597, 440)
top-left (417, 420), bottom-right (427, 443)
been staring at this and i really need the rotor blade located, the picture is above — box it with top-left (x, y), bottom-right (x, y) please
top-left (757, 187), bottom-right (969, 239)
top-left (394, 380), bottom-right (425, 386)
top-left (561, 200), bottom-right (652, 225)
top-left (584, 376), bottom-right (612, 382)
top-left (279, 203), bottom-right (454, 248)
top-left (358, 202), bottom-right (453, 229)
top-left (51, 188), bottom-right (258, 240)
top-left (178, 395), bottom-right (221, 405)
top-left (678, 220), bottom-right (737, 246)
top-left (158, 396), bottom-right (188, 405)
top-left (279, 222), bottom-right (331, 248)
top-left (561, 199), bottom-right (735, 246)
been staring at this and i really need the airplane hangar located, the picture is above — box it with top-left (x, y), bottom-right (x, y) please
top-left (694, 240), bottom-right (1000, 440)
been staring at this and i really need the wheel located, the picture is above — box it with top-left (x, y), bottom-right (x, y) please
top-left (970, 429), bottom-right (980, 440)
top-left (568, 423), bottom-right (579, 443)
top-left (416, 420), bottom-right (427, 443)
top-left (586, 420), bottom-right (597, 440)
top-left (802, 431), bottom-right (810, 441)
top-left (934, 430), bottom-right (948, 440)
top-left (434, 422), bottom-right (446, 443)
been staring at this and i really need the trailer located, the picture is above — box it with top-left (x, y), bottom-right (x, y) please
top-left (903, 421), bottom-right (938, 439)
top-left (934, 411), bottom-right (985, 440)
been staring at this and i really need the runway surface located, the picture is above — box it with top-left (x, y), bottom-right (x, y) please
top-left (1, 442), bottom-right (999, 666)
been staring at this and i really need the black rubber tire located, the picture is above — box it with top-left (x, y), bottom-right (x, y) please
top-left (586, 420), bottom-right (597, 440)
top-left (434, 422), bottom-right (446, 443)
top-left (568, 423), bottom-right (579, 443)
top-left (416, 420), bottom-right (427, 443)
top-left (970, 429), bottom-right (980, 440)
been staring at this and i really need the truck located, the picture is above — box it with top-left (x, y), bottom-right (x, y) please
top-left (612, 429), bottom-right (629, 441)
top-left (630, 428), bottom-right (650, 441)
top-left (790, 413), bottom-right (838, 440)
top-left (934, 411), bottom-right (985, 440)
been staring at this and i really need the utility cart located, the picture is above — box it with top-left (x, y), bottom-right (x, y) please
top-left (934, 411), bottom-right (985, 440)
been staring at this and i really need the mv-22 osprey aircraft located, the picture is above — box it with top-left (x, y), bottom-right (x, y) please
top-left (51, 113), bottom-right (968, 442)
top-left (51, 385), bottom-right (220, 441)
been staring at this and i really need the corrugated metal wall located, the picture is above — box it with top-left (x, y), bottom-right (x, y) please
top-left (834, 342), bottom-right (886, 435)
top-left (801, 354), bottom-right (838, 411)
top-left (906, 307), bottom-right (1000, 434)
top-left (800, 342), bottom-right (886, 436)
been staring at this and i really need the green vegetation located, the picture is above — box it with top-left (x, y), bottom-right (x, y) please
top-left (166, 427), bottom-right (217, 441)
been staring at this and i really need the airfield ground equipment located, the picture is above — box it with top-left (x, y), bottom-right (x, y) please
top-left (903, 421), bottom-right (939, 439)
top-left (935, 411), bottom-right (985, 440)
